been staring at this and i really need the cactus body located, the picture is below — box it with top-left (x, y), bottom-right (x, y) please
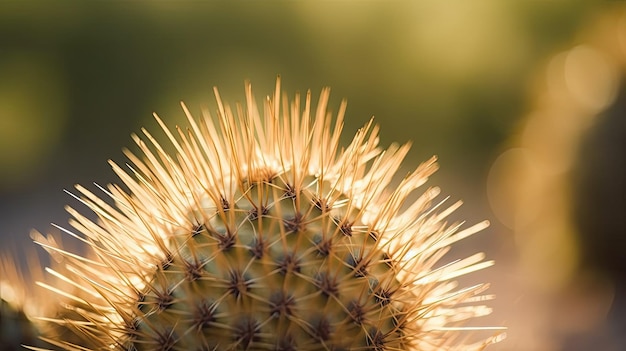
top-left (35, 79), bottom-right (503, 350)
top-left (134, 173), bottom-right (411, 350)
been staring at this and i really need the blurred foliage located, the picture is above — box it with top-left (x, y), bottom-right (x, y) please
top-left (0, 1), bottom-right (598, 191)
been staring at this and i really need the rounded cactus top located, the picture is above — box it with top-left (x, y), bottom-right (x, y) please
top-left (32, 78), bottom-right (504, 351)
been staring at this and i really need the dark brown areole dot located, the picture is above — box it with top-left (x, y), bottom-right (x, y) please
top-left (156, 289), bottom-right (174, 311)
top-left (192, 300), bottom-right (216, 330)
top-left (269, 291), bottom-right (295, 318)
top-left (374, 288), bottom-right (394, 307)
top-left (314, 236), bottom-right (332, 257)
top-left (220, 196), bottom-right (230, 211)
top-left (159, 252), bottom-right (174, 271)
top-left (233, 317), bottom-right (260, 349)
top-left (313, 196), bottom-right (331, 212)
top-left (191, 223), bottom-right (206, 237)
top-left (338, 218), bottom-right (353, 237)
top-left (284, 183), bottom-right (297, 199)
top-left (248, 205), bottom-right (269, 221)
top-left (315, 272), bottom-right (339, 298)
top-left (154, 328), bottom-right (176, 351)
top-left (277, 253), bottom-right (300, 275)
top-left (227, 270), bottom-right (250, 298)
top-left (391, 310), bottom-right (409, 335)
top-left (346, 255), bottom-right (369, 278)
top-left (366, 327), bottom-right (386, 351)
top-left (249, 237), bottom-right (266, 259)
top-left (211, 228), bottom-right (236, 250)
top-left (124, 318), bottom-right (141, 344)
top-left (348, 300), bottom-right (366, 326)
top-left (283, 212), bottom-right (305, 233)
top-left (313, 317), bottom-right (331, 341)
top-left (184, 258), bottom-right (204, 282)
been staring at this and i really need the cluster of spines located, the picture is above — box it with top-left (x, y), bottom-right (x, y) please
top-left (28, 79), bottom-right (503, 351)
top-left (114, 172), bottom-right (419, 351)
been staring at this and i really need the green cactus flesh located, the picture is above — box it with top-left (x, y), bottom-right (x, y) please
top-left (130, 173), bottom-right (408, 351)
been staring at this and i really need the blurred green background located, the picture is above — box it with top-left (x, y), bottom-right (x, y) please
top-left (1, 1), bottom-right (624, 350)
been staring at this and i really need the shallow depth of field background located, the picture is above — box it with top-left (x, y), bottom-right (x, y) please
top-left (1, 2), bottom-right (624, 350)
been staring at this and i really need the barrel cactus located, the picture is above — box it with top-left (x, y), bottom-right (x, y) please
top-left (34, 79), bottom-right (503, 350)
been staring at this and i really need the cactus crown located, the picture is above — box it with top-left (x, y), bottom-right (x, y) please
top-left (33, 78), bottom-right (503, 350)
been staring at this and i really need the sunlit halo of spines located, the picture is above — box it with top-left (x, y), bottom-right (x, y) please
top-left (31, 78), bottom-right (504, 351)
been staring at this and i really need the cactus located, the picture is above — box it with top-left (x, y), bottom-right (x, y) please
top-left (35, 79), bottom-right (504, 350)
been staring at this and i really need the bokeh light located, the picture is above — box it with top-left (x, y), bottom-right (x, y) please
top-left (487, 4), bottom-right (626, 349)
top-left (0, 53), bottom-right (68, 187)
